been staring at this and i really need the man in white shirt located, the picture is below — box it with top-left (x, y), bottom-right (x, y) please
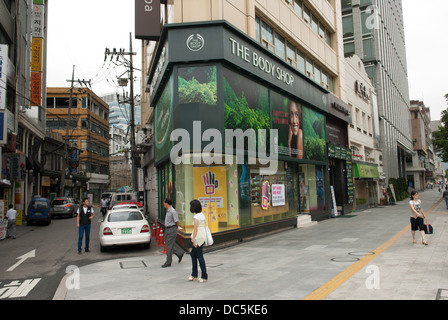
top-left (6, 204), bottom-right (17, 239)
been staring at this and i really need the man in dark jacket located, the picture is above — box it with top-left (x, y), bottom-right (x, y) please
top-left (77, 198), bottom-right (95, 254)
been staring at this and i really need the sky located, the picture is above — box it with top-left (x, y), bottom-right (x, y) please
top-left (47, 0), bottom-right (448, 121)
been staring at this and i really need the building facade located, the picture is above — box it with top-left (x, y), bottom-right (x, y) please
top-left (46, 87), bottom-right (110, 201)
top-left (341, 0), bottom-right (413, 181)
top-left (140, 0), bottom-right (354, 247)
top-left (407, 100), bottom-right (434, 191)
top-left (1, 0), bottom-right (48, 216)
top-left (345, 54), bottom-right (381, 209)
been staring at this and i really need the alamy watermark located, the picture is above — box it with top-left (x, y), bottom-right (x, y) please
top-left (170, 121), bottom-right (279, 175)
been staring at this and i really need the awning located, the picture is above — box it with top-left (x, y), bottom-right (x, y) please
top-left (353, 163), bottom-right (380, 179)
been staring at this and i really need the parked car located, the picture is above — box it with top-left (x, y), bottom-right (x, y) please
top-left (51, 197), bottom-right (79, 218)
top-left (26, 198), bottom-right (52, 226)
top-left (109, 193), bottom-right (137, 209)
top-left (99, 209), bottom-right (151, 252)
top-left (110, 203), bottom-right (144, 215)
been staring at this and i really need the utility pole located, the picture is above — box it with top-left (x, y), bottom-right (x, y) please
top-left (59, 66), bottom-right (91, 197)
top-left (105, 33), bottom-right (138, 192)
top-left (59, 65), bottom-right (75, 197)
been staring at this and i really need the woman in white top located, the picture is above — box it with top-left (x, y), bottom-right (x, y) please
top-left (188, 200), bottom-right (208, 282)
top-left (409, 191), bottom-right (428, 245)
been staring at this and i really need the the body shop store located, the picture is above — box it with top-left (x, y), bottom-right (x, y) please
top-left (148, 21), bottom-right (330, 246)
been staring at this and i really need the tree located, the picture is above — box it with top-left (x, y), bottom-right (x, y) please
top-left (432, 94), bottom-right (448, 162)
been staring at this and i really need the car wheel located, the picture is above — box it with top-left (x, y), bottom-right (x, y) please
top-left (100, 245), bottom-right (108, 252)
top-left (143, 241), bottom-right (150, 249)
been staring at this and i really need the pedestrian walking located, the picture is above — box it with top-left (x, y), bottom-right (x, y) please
top-left (100, 197), bottom-right (108, 216)
top-left (442, 186), bottom-right (448, 209)
top-left (76, 198), bottom-right (95, 254)
top-left (161, 199), bottom-right (184, 268)
top-left (188, 199), bottom-right (208, 283)
top-left (5, 204), bottom-right (17, 239)
top-left (409, 191), bottom-right (428, 246)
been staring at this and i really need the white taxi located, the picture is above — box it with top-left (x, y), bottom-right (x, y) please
top-left (99, 209), bottom-right (151, 252)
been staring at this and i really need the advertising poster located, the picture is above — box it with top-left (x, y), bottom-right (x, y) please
top-left (272, 184), bottom-right (286, 207)
top-left (154, 76), bottom-right (173, 165)
top-left (223, 68), bottom-right (270, 154)
top-left (194, 166), bottom-right (228, 222)
top-left (271, 91), bottom-right (303, 159)
top-left (302, 106), bottom-right (326, 162)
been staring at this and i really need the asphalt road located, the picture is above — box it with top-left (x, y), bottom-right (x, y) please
top-left (0, 207), bottom-right (157, 300)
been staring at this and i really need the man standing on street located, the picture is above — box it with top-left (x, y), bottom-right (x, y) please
top-left (161, 199), bottom-right (184, 268)
top-left (77, 198), bottom-right (95, 254)
top-left (443, 186), bottom-right (448, 209)
top-left (6, 204), bottom-right (17, 239)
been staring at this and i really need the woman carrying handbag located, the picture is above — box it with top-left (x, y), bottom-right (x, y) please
top-left (409, 191), bottom-right (429, 246)
top-left (188, 200), bottom-right (208, 283)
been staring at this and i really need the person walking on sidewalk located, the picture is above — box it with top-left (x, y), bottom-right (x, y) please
top-left (76, 198), bottom-right (95, 254)
top-left (409, 191), bottom-right (428, 246)
top-left (188, 200), bottom-right (208, 283)
top-left (442, 186), bottom-right (448, 209)
top-left (161, 199), bottom-right (184, 268)
top-left (5, 204), bottom-right (17, 239)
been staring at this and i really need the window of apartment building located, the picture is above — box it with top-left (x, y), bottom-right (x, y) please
top-left (290, 0), bottom-right (332, 46)
top-left (255, 16), bottom-right (334, 91)
top-left (342, 14), bottom-right (355, 57)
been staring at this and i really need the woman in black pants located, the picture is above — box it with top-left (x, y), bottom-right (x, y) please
top-left (409, 191), bottom-right (428, 245)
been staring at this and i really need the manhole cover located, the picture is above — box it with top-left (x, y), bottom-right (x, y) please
top-left (119, 261), bottom-right (148, 269)
top-left (331, 257), bottom-right (360, 263)
top-left (348, 251), bottom-right (375, 257)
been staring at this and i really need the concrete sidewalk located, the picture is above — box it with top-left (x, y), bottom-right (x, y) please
top-left (55, 189), bottom-right (448, 300)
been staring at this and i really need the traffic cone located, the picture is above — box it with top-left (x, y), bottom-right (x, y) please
top-left (158, 229), bottom-right (164, 247)
top-left (152, 223), bottom-right (156, 239)
top-left (162, 238), bottom-right (167, 254)
top-left (155, 224), bottom-right (160, 242)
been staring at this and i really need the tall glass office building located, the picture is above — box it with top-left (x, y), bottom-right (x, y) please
top-left (341, 0), bottom-right (413, 181)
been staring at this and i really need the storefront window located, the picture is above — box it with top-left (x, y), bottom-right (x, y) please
top-left (173, 155), bottom-right (297, 235)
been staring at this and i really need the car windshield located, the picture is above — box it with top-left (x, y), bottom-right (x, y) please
top-left (30, 200), bottom-right (49, 210)
top-left (53, 199), bottom-right (68, 205)
top-left (113, 205), bottom-right (137, 210)
top-left (108, 211), bottom-right (143, 222)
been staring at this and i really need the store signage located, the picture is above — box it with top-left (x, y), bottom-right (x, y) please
top-left (187, 34), bottom-right (205, 52)
top-left (229, 38), bottom-right (295, 87)
top-left (0, 45), bottom-right (8, 110)
top-left (355, 80), bottom-right (370, 101)
top-left (135, 0), bottom-right (161, 40)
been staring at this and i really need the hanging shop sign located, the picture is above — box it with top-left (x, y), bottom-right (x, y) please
top-left (135, 0), bottom-right (161, 40)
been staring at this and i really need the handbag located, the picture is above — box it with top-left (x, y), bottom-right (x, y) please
top-left (424, 218), bottom-right (433, 235)
top-left (205, 226), bottom-right (214, 246)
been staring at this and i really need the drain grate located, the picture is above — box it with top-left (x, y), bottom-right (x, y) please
top-left (119, 261), bottom-right (148, 269)
top-left (436, 289), bottom-right (448, 300)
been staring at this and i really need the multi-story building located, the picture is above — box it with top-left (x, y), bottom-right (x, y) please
top-left (1, 0), bottom-right (48, 214)
top-left (407, 100), bottom-right (434, 190)
top-left (341, 0), bottom-right (413, 181)
top-left (139, 0), bottom-right (353, 247)
top-left (46, 87), bottom-right (110, 202)
top-left (345, 54), bottom-right (381, 209)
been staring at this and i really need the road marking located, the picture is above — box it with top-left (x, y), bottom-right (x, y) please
top-left (0, 278), bottom-right (41, 299)
top-left (6, 250), bottom-right (36, 272)
top-left (303, 199), bottom-right (442, 300)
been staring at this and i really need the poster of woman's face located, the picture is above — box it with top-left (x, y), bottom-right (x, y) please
top-left (271, 91), bottom-right (304, 159)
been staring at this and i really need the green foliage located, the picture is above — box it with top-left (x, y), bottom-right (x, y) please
top-left (224, 78), bottom-right (270, 151)
top-left (302, 107), bottom-right (326, 161)
top-left (178, 76), bottom-right (217, 105)
top-left (432, 109), bottom-right (448, 162)
top-left (388, 177), bottom-right (409, 201)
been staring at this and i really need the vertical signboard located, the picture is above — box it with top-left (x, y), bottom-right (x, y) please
top-left (0, 45), bottom-right (8, 110)
top-left (30, 1), bottom-right (45, 107)
top-left (135, 0), bottom-right (161, 40)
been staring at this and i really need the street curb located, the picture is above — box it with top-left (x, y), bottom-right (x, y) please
top-left (53, 273), bottom-right (69, 300)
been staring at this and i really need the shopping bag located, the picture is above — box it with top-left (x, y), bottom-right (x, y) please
top-left (205, 226), bottom-right (214, 246)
